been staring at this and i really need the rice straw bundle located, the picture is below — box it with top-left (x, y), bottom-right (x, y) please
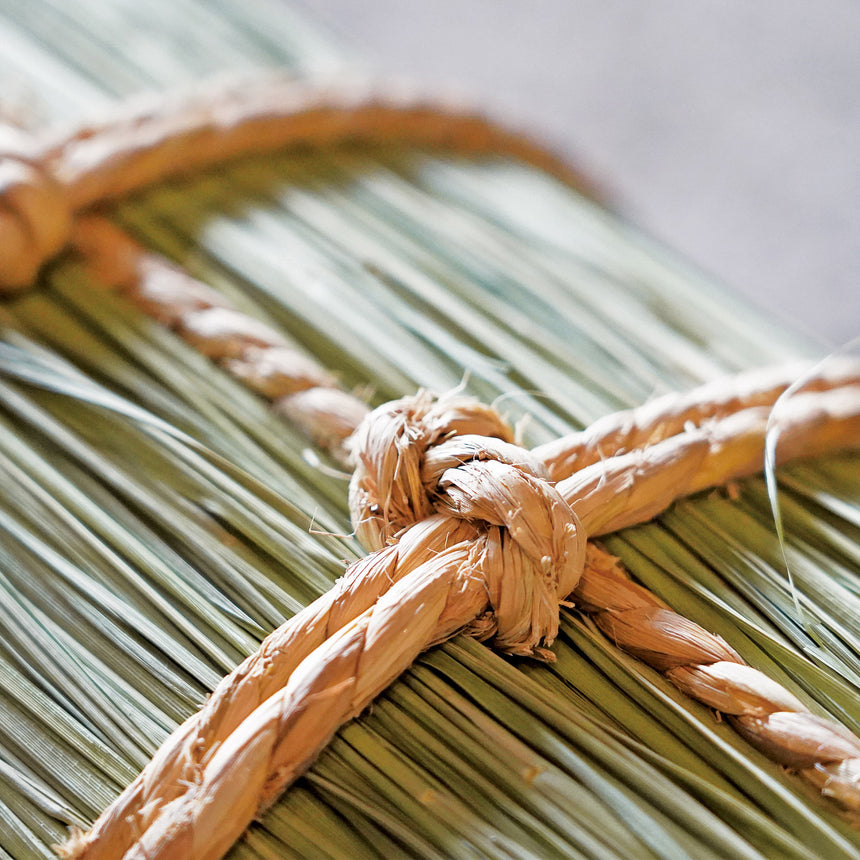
top-left (0, 2), bottom-right (859, 859)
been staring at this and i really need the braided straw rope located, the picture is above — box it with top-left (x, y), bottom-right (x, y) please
top-left (0, 70), bottom-right (858, 859)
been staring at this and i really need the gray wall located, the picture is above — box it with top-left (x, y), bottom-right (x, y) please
top-left (304, 1), bottom-right (860, 347)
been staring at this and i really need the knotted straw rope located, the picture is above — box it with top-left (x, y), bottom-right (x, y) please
top-left (0, 70), bottom-right (858, 859)
top-left (61, 366), bottom-right (860, 860)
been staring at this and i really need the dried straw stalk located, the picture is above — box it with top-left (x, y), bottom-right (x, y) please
top-left (0, 68), bottom-right (858, 859)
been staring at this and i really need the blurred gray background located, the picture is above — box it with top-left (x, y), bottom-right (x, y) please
top-left (302, 0), bottom-right (859, 347)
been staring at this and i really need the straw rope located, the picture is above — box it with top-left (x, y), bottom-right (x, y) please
top-left (0, 73), bottom-right (593, 292)
top-left (0, 67), bottom-right (857, 859)
top-left (72, 216), bottom-right (368, 461)
top-left (534, 358), bottom-right (860, 480)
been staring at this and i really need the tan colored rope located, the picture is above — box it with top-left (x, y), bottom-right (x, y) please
top-left (534, 358), bottom-right (860, 481)
top-left (577, 547), bottom-right (860, 811)
top-left (0, 73), bottom-right (594, 292)
top-left (59, 515), bottom-right (478, 860)
top-left (560, 389), bottom-right (860, 535)
top-left (72, 217), bottom-right (368, 460)
top-left (1, 67), bottom-right (855, 860)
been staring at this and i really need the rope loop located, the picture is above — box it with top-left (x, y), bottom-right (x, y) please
top-left (348, 391), bottom-right (586, 656)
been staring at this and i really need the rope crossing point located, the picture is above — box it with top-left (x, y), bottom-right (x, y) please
top-left (0, 70), bottom-right (859, 860)
top-left (348, 393), bottom-right (587, 658)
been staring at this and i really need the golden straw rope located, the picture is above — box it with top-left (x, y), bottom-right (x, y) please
top-left (0, 70), bottom-right (858, 860)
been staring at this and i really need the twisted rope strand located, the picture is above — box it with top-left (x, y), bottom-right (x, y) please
top-left (45, 75), bottom-right (591, 210)
top-left (72, 216), bottom-right (368, 461)
top-left (123, 545), bottom-right (489, 860)
top-left (59, 515), bottom-right (477, 860)
top-left (0, 73), bottom-right (594, 292)
top-left (573, 548), bottom-right (860, 819)
top-left (534, 360), bottom-right (860, 481)
top-left (561, 391), bottom-right (860, 537)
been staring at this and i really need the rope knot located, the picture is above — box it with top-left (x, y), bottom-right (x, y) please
top-left (0, 132), bottom-right (72, 291)
top-left (348, 391), bottom-right (586, 657)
